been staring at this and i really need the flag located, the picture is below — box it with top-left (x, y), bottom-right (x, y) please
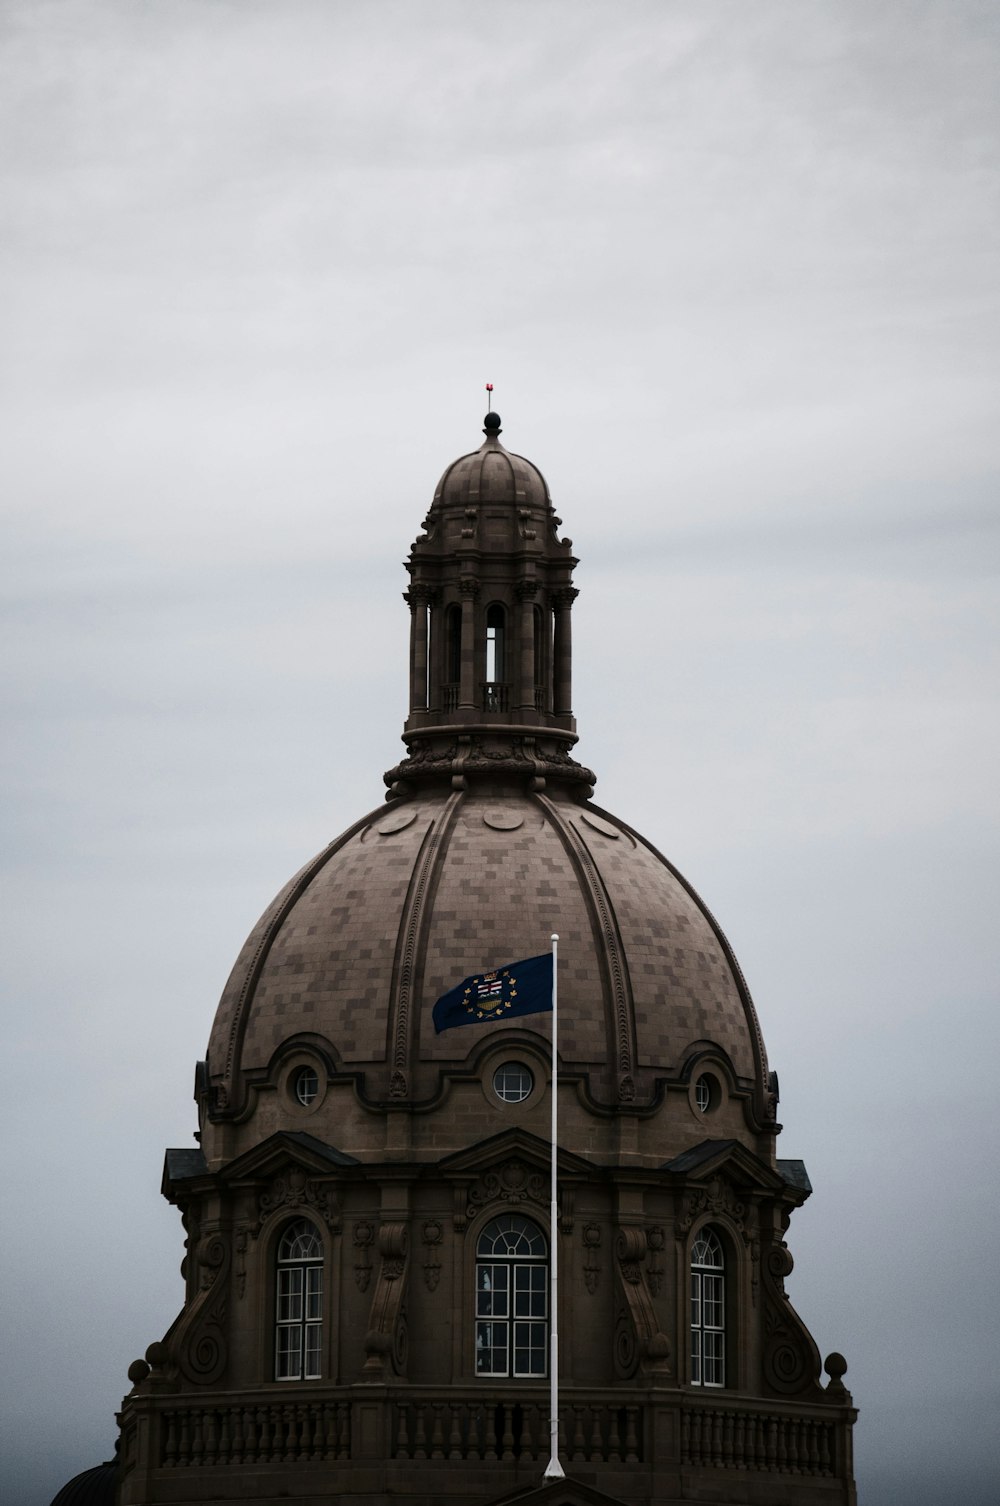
top-left (432, 952), bottom-right (553, 1034)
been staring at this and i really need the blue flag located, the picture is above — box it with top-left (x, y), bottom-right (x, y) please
top-left (432, 952), bottom-right (553, 1034)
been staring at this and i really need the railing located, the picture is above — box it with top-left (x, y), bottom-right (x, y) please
top-left (534, 685), bottom-right (547, 712)
top-left (443, 683), bottom-right (459, 711)
top-left (152, 1391), bottom-right (848, 1481)
top-left (393, 1396), bottom-right (640, 1464)
top-left (680, 1401), bottom-right (836, 1476)
top-left (481, 681), bottom-right (509, 712)
top-left (161, 1400), bottom-right (351, 1467)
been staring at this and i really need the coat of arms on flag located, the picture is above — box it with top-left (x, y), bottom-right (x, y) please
top-left (432, 952), bottom-right (553, 1034)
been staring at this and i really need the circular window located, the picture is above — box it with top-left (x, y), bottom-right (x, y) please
top-left (694, 1075), bottom-right (712, 1113)
top-left (492, 1062), bottom-right (534, 1104)
top-left (293, 1066), bottom-right (320, 1106)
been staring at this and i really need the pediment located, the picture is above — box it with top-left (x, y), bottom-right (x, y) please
top-left (437, 1126), bottom-right (599, 1182)
top-left (216, 1130), bottom-right (359, 1186)
top-left (485, 1475), bottom-right (631, 1506)
top-left (663, 1138), bottom-right (791, 1196)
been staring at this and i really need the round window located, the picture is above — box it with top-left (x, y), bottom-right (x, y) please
top-left (694, 1074), bottom-right (713, 1113)
top-left (293, 1066), bottom-right (320, 1106)
top-left (492, 1062), bottom-right (534, 1104)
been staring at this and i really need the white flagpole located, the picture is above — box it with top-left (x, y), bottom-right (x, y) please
top-left (543, 932), bottom-right (565, 1480)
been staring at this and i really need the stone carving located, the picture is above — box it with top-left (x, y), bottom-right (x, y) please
top-left (421, 1221), bottom-right (443, 1291)
top-left (582, 1223), bottom-right (602, 1294)
top-left (174, 1232), bottom-right (230, 1386)
top-left (234, 1227), bottom-right (250, 1300)
top-left (403, 583), bottom-right (437, 607)
top-left (384, 739), bottom-right (596, 793)
top-left (760, 1238), bottom-right (822, 1397)
top-left (363, 1223), bottom-right (410, 1378)
top-left (677, 1175), bottom-right (748, 1238)
top-left (353, 1220), bottom-right (374, 1292)
top-left (257, 1168), bottom-right (339, 1232)
top-left (645, 1226), bottom-right (665, 1296)
top-left (466, 1158), bottom-right (547, 1222)
top-left (614, 1227), bottom-right (671, 1378)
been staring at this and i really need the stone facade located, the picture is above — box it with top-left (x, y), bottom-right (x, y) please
top-left (115, 414), bottom-right (857, 1506)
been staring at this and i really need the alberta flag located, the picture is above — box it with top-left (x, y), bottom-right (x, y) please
top-left (432, 952), bottom-right (554, 1034)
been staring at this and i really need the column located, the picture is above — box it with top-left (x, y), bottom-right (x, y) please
top-left (458, 576), bottom-right (479, 710)
top-left (552, 587), bottom-right (578, 716)
top-left (404, 586), bottom-right (432, 714)
top-left (516, 579), bottom-right (538, 711)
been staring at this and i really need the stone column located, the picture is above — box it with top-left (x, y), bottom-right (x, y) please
top-left (404, 586), bottom-right (433, 714)
top-left (458, 577), bottom-right (479, 710)
top-left (516, 579), bottom-right (538, 711)
top-left (552, 587), bottom-right (578, 716)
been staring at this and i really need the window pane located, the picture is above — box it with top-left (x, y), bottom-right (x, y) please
top-left (278, 1268), bottom-right (303, 1322)
top-left (277, 1326), bottom-right (301, 1380)
top-left (306, 1266), bottom-right (323, 1321)
top-left (704, 1331), bottom-right (724, 1386)
top-left (703, 1273), bottom-right (723, 1328)
top-left (513, 1321), bottom-right (547, 1376)
top-left (476, 1322), bottom-right (507, 1375)
top-left (304, 1323), bottom-right (322, 1379)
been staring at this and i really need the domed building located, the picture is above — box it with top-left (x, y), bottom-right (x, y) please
top-left (115, 413), bottom-right (857, 1506)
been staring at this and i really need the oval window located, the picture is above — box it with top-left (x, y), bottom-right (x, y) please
top-left (492, 1061), bottom-right (533, 1104)
top-left (293, 1066), bottom-right (320, 1106)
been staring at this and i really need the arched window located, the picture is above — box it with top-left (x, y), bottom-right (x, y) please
top-left (690, 1227), bottom-right (725, 1387)
top-left (275, 1218), bottom-right (323, 1381)
top-left (485, 604), bottom-right (506, 683)
top-left (475, 1214), bottom-right (547, 1378)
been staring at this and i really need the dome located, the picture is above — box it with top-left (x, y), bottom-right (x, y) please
top-left (206, 781), bottom-right (769, 1144)
top-left (428, 411), bottom-right (553, 520)
top-left (49, 1462), bottom-right (117, 1506)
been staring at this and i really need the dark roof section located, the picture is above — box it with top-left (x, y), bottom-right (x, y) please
top-left (777, 1159), bottom-right (813, 1194)
top-left (164, 1147), bottom-right (208, 1182)
top-left (284, 1131), bottom-right (360, 1166)
top-left (486, 1475), bottom-right (631, 1506)
top-left (49, 1461), bottom-right (118, 1506)
top-left (662, 1138), bottom-right (741, 1174)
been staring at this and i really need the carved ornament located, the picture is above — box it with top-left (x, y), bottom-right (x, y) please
top-left (257, 1168), bottom-right (339, 1232)
top-left (421, 1220), bottom-right (443, 1291)
top-left (614, 1226), bottom-right (671, 1379)
top-left (353, 1220), bottom-right (374, 1292)
top-left (466, 1158), bottom-right (547, 1222)
top-left (677, 1175), bottom-right (748, 1239)
top-left (582, 1222), bottom-right (602, 1295)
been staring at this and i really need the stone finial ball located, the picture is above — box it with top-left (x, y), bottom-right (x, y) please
top-left (127, 1358), bottom-right (151, 1385)
top-left (824, 1352), bottom-right (848, 1381)
top-left (483, 411), bottom-right (502, 429)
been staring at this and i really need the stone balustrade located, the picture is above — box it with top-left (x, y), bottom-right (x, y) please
top-left (152, 1389), bottom-right (849, 1482)
top-left (680, 1399), bottom-right (838, 1476)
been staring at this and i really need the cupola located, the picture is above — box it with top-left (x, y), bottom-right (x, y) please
top-left (386, 412), bottom-right (594, 798)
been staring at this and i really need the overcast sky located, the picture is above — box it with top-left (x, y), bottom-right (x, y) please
top-left (2, 3), bottom-right (998, 1503)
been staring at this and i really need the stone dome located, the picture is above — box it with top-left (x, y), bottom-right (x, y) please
top-left (428, 412), bottom-right (553, 519)
top-left (49, 1463), bottom-right (118, 1506)
top-left (206, 782), bottom-right (769, 1139)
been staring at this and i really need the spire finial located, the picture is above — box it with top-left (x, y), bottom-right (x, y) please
top-left (483, 384), bottom-right (501, 436)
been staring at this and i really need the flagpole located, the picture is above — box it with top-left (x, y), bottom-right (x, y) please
top-left (543, 932), bottom-right (565, 1480)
